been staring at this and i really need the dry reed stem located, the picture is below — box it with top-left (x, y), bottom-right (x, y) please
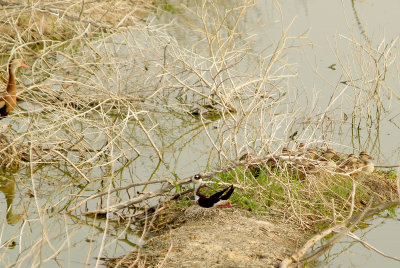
top-left (346, 232), bottom-right (400, 262)
top-left (77, 151), bottom-right (383, 218)
top-left (0, 0), bottom-right (398, 266)
top-left (280, 199), bottom-right (371, 268)
top-left (280, 200), bottom-right (400, 267)
top-left (397, 166), bottom-right (400, 200)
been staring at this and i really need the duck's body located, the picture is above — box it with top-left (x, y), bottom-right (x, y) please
top-left (0, 58), bottom-right (28, 119)
top-left (281, 147), bottom-right (292, 155)
top-left (192, 174), bottom-right (234, 208)
top-left (319, 149), bottom-right (337, 170)
top-left (325, 147), bottom-right (346, 161)
top-left (282, 146), bottom-right (302, 159)
top-left (338, 154), bottom-right (359, 172)
top-left (296, 143), bottom-right (305, 154)
top-left (359, 151), bottom-right (374, 174)
top-left (305, 148), bottom-right (320, 160)
top-left (322, 148), bottom-right (336, 161)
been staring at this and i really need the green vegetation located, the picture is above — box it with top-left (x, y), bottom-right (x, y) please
top-left (0, 0), bottom-right (399, 266)
top-left (179, 162), bottom-right (400, 227)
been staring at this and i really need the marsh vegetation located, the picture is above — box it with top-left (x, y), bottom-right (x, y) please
top-left (0, 0), bottom-right (400, 267)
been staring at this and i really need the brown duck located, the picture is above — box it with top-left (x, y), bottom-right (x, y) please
top-left (0, 58), bottom-right (29, 119)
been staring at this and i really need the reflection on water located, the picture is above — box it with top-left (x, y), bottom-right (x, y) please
top-left (0, 174), bottom-right (23, 225)
top-left (0, 0), bottom-right (400, 267)
top-left (319, 207), bottom-right (400, 267)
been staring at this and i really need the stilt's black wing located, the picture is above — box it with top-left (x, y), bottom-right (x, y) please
top-left (197, 185), bottom-right (234, 208)
top-left (208, 186), bottom-right (230, 201)
top-left (196, 187), bottom-right (219, 208)
top-left (220, 185), bottom-right (234, 200)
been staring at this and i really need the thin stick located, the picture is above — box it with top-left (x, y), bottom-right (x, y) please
top-left (157, 240), bottom-right (173, 268)
top-left (67, 179), bottom-right (170, 213)
top-left (280, 200), bottom-right (400, 268)
top-left (347, 232), bottom-right (400, 262)
top-left (74, 155), bottom-right (275, 214)
top-left (375, 165), bottom-right (400, 168)
top-left (397, 166), bottom-right (400, 200)
top-left (51, 149), bottom-right (91, 183)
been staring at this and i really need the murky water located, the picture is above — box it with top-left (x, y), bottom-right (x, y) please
top-left (246, 0), bottom-right (400, 266)
top-left (1, 0), bottom-right (400, 267)
top-left (316, 206), bottom-right (400, 267)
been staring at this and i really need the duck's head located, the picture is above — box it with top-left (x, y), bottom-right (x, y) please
top-left (297, 143), bottom-right (305, 152)
top-left (9, 58), bottom-right (29, 74)
top-left (324, 148), bottom-right (336, 160)
top-left (359, 151), bottom-right (373, 161)
top-left (347, 154), bottom-right (359, 162)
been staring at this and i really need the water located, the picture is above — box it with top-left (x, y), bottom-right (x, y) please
top-left (1, 0), bottom-right (400, 267)
top-left (317, 206), bottom-right (400, 267)
top-left (243, 0), bottom-right (400, 266)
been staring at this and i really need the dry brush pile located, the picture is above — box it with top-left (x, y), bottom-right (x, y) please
top-left (0, 0), bottom-right (398, 224)
top-left (0, 0), bottom-right (399, 266)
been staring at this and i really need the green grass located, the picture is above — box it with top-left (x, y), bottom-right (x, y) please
top-left (210, 163), bottom-right (397, 226)
top-left (156, 1), bottom-right (181, 14)
top-left (170, 162), bottom-right (397, 228)
top-left (174, 195), bottom-right (194, 210)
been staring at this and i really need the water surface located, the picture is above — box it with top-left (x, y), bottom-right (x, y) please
top-left (1, 0), bottom-right (400, 267)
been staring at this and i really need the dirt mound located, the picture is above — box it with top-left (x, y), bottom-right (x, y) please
top-left (112, 206), bottom-right (307, 267)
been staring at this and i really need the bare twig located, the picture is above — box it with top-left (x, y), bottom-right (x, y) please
top-left (280, 200), bottom-right (400, 267)
top-left (347, 232), bottom-right (400, 262)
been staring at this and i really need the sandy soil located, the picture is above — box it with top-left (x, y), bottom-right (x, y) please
top-left (110, 206), bottom-right (308, 267)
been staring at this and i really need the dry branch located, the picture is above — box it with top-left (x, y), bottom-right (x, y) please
top-left (76, 155), bottom-right (276, 215)
top-left (71, 150), bottom-right (397, 216)
top-left (375, 165), bottom-right (400, 168)
top-left (346, 232), bottom-right (400, 262)
top-left (67, 179), bottom-right (170, 213)
top-left (279, 200), bottom-right (400, 267)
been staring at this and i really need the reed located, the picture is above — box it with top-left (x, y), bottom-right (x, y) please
top-left (0, 0), bottom-right (399, 267)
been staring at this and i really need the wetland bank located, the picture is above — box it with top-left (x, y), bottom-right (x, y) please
top-left (1, 0), bottom-right (400, 267)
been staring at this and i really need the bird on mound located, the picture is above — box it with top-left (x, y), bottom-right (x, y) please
top-left (0, 58), bottom-right (29, 119)
top-left (358, 151), bottom-right (374, 174)
top-left (191, 174), bottom-right (234, 208)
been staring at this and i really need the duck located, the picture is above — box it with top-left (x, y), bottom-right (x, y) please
top-left (0, 58), bottom-right (29, 119)
top-left (324, 147), bottom-right (347, 161)
top-left (281, 147), bottom-right (292, 155)
top-left (319, 148), bottom-right (337, 170)
top-left (282, 145), bottom-right (303, 156)
top-left (191, 174), bottom-right (234, 208)
top-left (282, 147), bottom-right (300, 158)
top-left (305, 148), bottom-right (320, 160)
top-left (293, 149), bottom-right (334, 174)
top-left (296, 143), bottom-right (305, 154)
top-left (239, 153), bottom-right (262, 177)
top-left (359, 151), bottom-right (374, 174)
top-left (323, 148), bottom-right (336, 160)
top-left (338, 154), bottom-right (359, 172)
top-left (239, 153), bottom-right (253, 161)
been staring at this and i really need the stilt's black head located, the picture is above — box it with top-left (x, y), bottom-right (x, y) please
top-left (192, 174), bottom-right (202, 181)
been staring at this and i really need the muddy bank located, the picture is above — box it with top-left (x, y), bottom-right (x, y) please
top-left (108, 206), bottom-right (308, 267)
top-left (105, 168), bottom-right (399, 267)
